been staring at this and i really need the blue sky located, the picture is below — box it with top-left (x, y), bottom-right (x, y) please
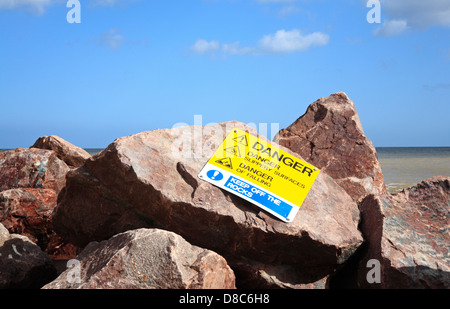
top-left (0, 0), bottom-right (449, 148)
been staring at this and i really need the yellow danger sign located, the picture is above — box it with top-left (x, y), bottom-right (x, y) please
top-left (198, 128), bottom-right (320, 222)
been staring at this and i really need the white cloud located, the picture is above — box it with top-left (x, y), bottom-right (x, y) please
top-left (374, 19), bottom-right (408, 37)
top-left (0, 0), bottom-right (139, 14)
top-left (258, 0), bottom-right (298, 3)
top-left (0, 0), bottom-right (55, 14)
top-left (277, 4), bottom-right (302, 18)
top-left (256, 0), bottom-right (302, 18)
top-left (258, 29), bottom-right (329, 54)
top-left (90, 0), bottom-right (140, 7)
top-left (190, 29), bottom-right (329, 56)
top-left (190, 39), bottom-right (221, 54)
top-left (99, 28), bottom-right (124, 50)
top-left (380, 0), bottom-right (450, 29)
top-left (222, 42), bottom-right (254, 55)
top-left (257, 0), bottom-right (298, 3)
top-left (91, 0), bottom-right (118, 6)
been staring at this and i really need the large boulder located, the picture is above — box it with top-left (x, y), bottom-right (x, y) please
top-left (0, 148), bottom-right (69, 192)
top-left (0, 188), bottom-right (56, 250)
top-left (0, 188), bottom-right (78, 260)
top-left (43, 228), bottom-right (236, 289)
top-left (356, 177), bottom-right (449, 288)
top-left (392, 176), bottom-right (450, 211)
top-left (0, 223), bottom-right (57, 289)
top-left (53, 121), bottom-right (363, 287)
top-left (233, 258), bottom-right (329, 289)
top-left (275, 92), bottom-right (386, 203)
top-left (30, 135), bottom-right (91, 168)
top-left (0, 148), bottom-right (77, 260)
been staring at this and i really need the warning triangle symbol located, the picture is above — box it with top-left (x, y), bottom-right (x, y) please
top-left (233, 135), bottom-right (248, 146)
top-left (225, 145), bottom-right (242, 157)
top-left (215, 158), bottom-right (233, 169)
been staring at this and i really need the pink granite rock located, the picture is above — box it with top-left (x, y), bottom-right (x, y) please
top-left (275, 92), bottom-right (386, 202)
top-left (0, 148), bottom-right (69, 192)
top-left (357, 177), bottom-right (449, 288)
top-left (43, 228), bottom-right (236, 289)
top-left (30, 135), bottom-right (90, 168)
top-left (53, 121), bottom-right (363, 287)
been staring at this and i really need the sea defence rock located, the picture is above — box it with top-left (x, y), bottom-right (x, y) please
top-left (391, 176), bottom-right (450, 211)
top-left (0, 148), bottom-right (77, 260)
top-left (53, 121), bottom-right (363, 287)
top-left (0, 148), bottom-right (69, 193)
top-left (356, 177), bottom-right (450, 288)
top-left (0, 223), bottom-right (57, 289)
top-left (43, 228), bottom-right (236, 289)
top-left (275, 92), bottom-right (386, 203)
top-left (0, 188), bottom-right (56, 251)
top-left (0, 188), bottom-right (77, 260)
top-left (233, 259), bottom-right (330, 289)
top-left (30, 135), bottom-right (91, 168)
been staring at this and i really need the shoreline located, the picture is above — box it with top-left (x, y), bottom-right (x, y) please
top-left (2, 147), bottom-right (448, 194)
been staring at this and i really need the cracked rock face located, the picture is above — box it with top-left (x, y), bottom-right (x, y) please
top-left (53, 121), bottom-right (363, 287)
top-left (43, 228), bottom-right (236, 289)
top-left (275, 92), bottom-right (386, 203)
top-left (0, 188), bottom-right (56, 251)
top-left (0, 148), bottom-right (78, 260)
top-left (0, 188), bottom-right (78, 260)
top-left (0, 148), bottom-right (69, 193)
top-left (357, 177), bottom-right (450, 288)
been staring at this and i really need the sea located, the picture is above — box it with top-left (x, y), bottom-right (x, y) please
top-left (376, 147), bottom-right (450, 193)
top-left (1, 147), bottom-right (449, 194)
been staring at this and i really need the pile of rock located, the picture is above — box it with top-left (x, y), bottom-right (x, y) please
top-left (0, 223), bottom-right (57, 289)
top-left (0, 93), bottom-right (448, 289)
top-left (0, 137), bottom-right (90, 288)
top-left (42, 228), bottom-right (236, 289)
top-left (275, 92), bottom-right (386, 203)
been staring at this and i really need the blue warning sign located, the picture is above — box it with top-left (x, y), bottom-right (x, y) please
top-left (224, 176), bottom-right (293, 219)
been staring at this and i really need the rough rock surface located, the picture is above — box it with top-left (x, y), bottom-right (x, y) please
top-left (275, 92), bottom-right (386, 203)
top-left (0, 222), bottom-right (9, 246)
top-left (392, 176), bottom-right (450, 211)
top-left (0, 223), bottom-right (57, 289)
top-left (43, 228), bottom-right (236, 289)
top-left (0, 188), bottom-right (56, 250)
top-left (0, 188), bottom-right (78, 259)
top-left (53, 121), bottom-right (363, 286)
top-left (356, 177), bottom-right (449, 288)
top-left (0, 148), bottom-right (69, 192)
top-left (233, 258), bottom-right (329, 289)
top-left (30, 135), bottom-right (91, 168)
top-left (0, 148), bottom-right (77, 260)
